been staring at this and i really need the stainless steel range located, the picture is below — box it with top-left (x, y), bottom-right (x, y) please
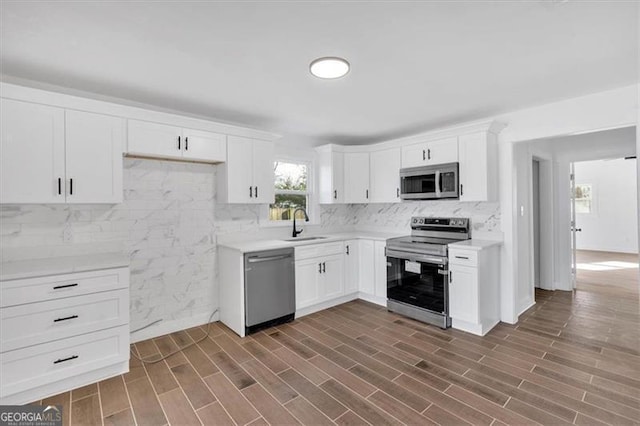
top-left (386, 217), bottom-right (470, 328)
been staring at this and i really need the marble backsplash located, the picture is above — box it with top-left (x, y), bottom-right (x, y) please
top-left (1, 158), bottom-right (217, 331)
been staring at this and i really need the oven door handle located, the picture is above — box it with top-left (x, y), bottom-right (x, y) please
top-left (386, 249), bottom-right (448, 265)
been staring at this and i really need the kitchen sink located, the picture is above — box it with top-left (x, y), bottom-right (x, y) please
top-left (282, 236), bottom-right (328, 242)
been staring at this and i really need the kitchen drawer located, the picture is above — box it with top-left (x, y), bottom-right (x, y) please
top-left (449, 249), bottom-right (478, 267)
top-left (0, 267), bottom-right (129, 308)
top-left (294, 241), bottom-right (344, 260)
top-left (1, 325), bottom-right (128, 398)
top-left (1, 289), bottom-right (129, 352)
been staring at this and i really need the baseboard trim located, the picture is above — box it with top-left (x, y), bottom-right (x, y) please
top-left (295, 293), bottom-right (359, 319)
top-left (130, 311), bottom-right (220, 343)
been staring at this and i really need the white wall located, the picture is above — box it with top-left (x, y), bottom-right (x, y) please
top-left (574, 158), bottom-right (638, 254)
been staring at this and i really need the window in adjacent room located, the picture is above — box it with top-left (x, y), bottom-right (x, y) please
top-left (574, 183), bottom-right (592, 214)
top-left (269, 160), bottom-right (311, 222)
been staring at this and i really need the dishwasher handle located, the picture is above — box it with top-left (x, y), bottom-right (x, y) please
top-left (247, 254), bottom-right (292, 264)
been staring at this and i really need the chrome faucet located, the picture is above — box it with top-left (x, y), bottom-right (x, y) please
top-left (291, 207), bottom-right (310, 238)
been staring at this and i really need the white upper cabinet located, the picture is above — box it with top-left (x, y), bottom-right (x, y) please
top-left (65, 110), bottom-right (123, 204)
top-left (370, 147), bottom-right (401, 203)
top-left (127, 120), bottom-right (226, 163)
top-left (344, 152), bottom-right (370, 203)
top-left (182, 128), bottom-right (227, 163)
top-left (218, 135), bottom-right (274, 204)
top-left (401, 137), bottom-right (458, 168)
top-left (317, 146), bottom-right (344, 204)
top-left (0, 99), bottom-right (123, 204)
top-left (1, 99), bottom-right (65, 204)
top-left (458, 131), bottom-right (498, 202)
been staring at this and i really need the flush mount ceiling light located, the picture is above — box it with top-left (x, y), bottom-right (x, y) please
top-left (309, 57), bottom-right (350, 79)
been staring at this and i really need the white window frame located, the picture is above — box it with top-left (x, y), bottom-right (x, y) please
top-left (260, 157), bottom-right (318, 227)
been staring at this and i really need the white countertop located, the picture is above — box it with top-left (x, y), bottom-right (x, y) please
top-left (448, 239), bottom-right (502, 251)
top-left (218, 231), bottom-right (402, 253)
top-left (0, 252), bottom-right (130, 281)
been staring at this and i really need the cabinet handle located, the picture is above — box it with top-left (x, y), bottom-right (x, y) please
top-left (334, 190), bottom-right (337, 199)
top-left (53, 283), bottom-right (78, 290)
top-left (449, 271), bottom-right (453, 283)
top-left (455, 255), bottom-right (469, 260)
top-left (428, 149), bottom-right (431, 160)
top-left (54, 355), bottom-right (78, 364)
top-left (366, 189), bottom-right (369, 199)
top-left (460, 184), bottom-right (464, 196)
top-left (178, 136), bottom-right (181, 150)
top-left (397, 188), bottom-right (400, 198)
top-left (185, 137), bottom-right (188, 151)
top-left (318, 263), bottom-right (322, 273)
top-left (249, 186), bottom-right (253, 198)
top-left (322, 262), bottom-right (326, 273)
top-left (54, 315), bottom-right (79, 323)
top-left (346, 245), bottom-right (350, 255)
top-left (58, 178), bottom-right (62, 195)
top-left (69, 178), bottom-right (73, 195)
top-left (422, 150), bottom-right (426, 161)
top-left (255, 186), bottom-right (258, 198)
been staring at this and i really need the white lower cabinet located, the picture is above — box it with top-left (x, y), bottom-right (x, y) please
top-left (0, 267), bottom-right (130, 405)
top-left (294, 242), bottom-right (345, 316)
top-left (448, 244), bottom-right (500, 336)
top-left (343, 240), bottom-right (359, 294)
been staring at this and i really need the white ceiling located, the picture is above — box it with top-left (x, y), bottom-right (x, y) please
top-left (1, 1), bottom-right (637, 146)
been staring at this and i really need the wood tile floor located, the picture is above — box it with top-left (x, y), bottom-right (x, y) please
top-left (32, 250), bottom-right (639, 425)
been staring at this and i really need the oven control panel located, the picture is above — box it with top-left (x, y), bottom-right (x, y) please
top-left (411, 217), bottom-right (468, 228)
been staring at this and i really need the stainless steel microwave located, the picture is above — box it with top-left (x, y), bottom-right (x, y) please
top-left (399, 162), bottom-right (459, 200)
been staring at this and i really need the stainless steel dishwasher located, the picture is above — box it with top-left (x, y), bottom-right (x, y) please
top-left (244, 247), bottom-right (295, 335)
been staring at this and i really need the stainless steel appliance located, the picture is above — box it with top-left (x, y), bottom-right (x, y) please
top-left (244, 247), bottom-right (295, 334)
top-left (399, 162), bottom-right (459, 200)
top-left (386, 217), bottom-right (470, 328)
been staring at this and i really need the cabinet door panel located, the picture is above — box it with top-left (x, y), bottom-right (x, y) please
top-left (343, 240), bottom-right (359, 294)
top-left (458, 132), bottom-right (487, 201)
top-left (320, 255), bottom-right (344, 300)
top-left (331, 152), bottom-right (345, 203)
top-left (427, 137), bottom-right (458, 165)
top-left (1, 99), bottom-right (65, 203)
top-left (295, 259), bottom-right (320, 309)
top-left (358, 240), bottom-right (375, 295)
top-left (449, 265), bottom-right (478, 323)
top-left (182, 129), bottom-right (226, 163)
top-left (370, 148), bottom-right (401, 203)
top-left (344, 152), bottom-right (370, 203)
top-left (373, 241), bottom-right (387, 299)
top-left (252, 141), bottom-right (275, 204)
top-left (401, 143), bottom-right (427, 168)
top-left (65, 110), bottom-right (123, 204)
top-left (224, 136), bottom-right (254, 203)
top-left (127, 120), bottom-right (182, 159)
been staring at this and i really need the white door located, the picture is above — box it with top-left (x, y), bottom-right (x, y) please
top-left (358, 240), bottom-right (375, 295)
top-left (344, 152), bottom-right (370, 203)
top-left (449, 264), bottom-right (478, 323)
top-left (331, 152), bottom-right (345, 203)
top-left (401, 142), bottom-right (428, 168)
top-left (127, 120), bottom-right (182, 160)
top-left (182, 129), bottom-right (226, 163)
top-left (295, 259), bottom-right (320, 309)
top-left (570, 163), bottom-right (578, 290)
top-left (427, 137), bottom-right (458, 165)
top-left (370, 148), bottom-right (401, 203)
top-left (252, 141), bottom-right (275, 204)
top-left (458, 132), bottom-right (487, 202)
top-left (225, 136), bottom-right (254, 203)
top-left (373, 241), bottom-right (387, 299)
top-left (65, 111), bottom-right (124, 204)
top-left (320, 254), bottom-right (344, 300)
top-left (0, 99), bottom-right (65, 203)
top-left (343, 240), bottom-right (359, 294)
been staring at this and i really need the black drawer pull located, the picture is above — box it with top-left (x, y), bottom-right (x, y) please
top-left (455, 256), bottom-right (469, 260)
top-left (54, 355), bottom-right (78, 364)
top-left (54, 315), bottom-right (79, 323)
top-left (53, 283), bottom-right (78, 290)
